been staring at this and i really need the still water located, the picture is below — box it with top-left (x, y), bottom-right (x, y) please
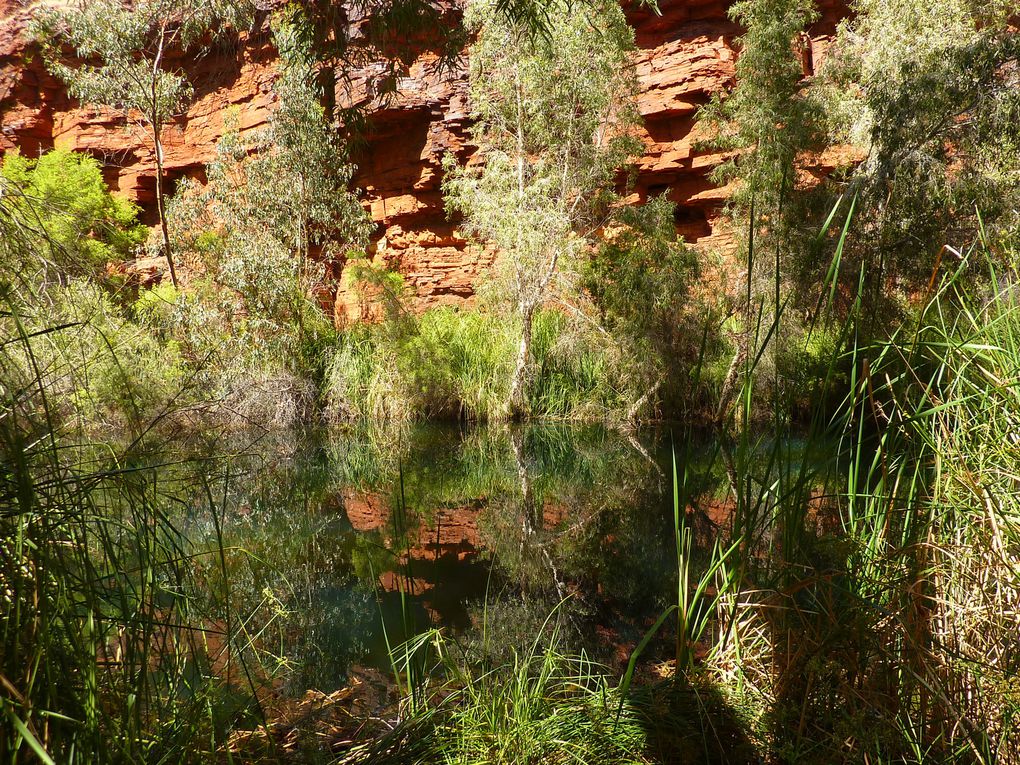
top-left (176, 423), bottom-right (739, 697)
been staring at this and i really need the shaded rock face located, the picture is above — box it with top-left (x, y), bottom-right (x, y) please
top-left (0, 0), bottom-right (847, 318)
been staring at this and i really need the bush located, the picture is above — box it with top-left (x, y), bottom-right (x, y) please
top-left (0, 149), bottom-right (145, 282)
top-left (3, 279), bottom-right (186, 435)
top-left (582, 196), bottom-right (709, 420)
top-left (324, 305), bottom-right (648, 424)
top-left (146, 9), bottom-right (372, 431)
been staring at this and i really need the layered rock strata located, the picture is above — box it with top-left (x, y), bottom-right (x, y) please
top-left (0, 0), bottom-right (848, 319)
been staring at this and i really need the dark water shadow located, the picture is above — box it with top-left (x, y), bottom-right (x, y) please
top-left (633, 678), bottom-right (759, 764)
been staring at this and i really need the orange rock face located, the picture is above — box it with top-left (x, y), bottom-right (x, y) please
top-left (0, 0), bottom-right (849, 318)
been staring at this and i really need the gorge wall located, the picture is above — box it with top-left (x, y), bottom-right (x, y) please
top-left (0, 0), bottom-right (849, 320)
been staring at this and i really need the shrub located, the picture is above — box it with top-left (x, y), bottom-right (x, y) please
top-left (582, 196), bottom-right (707, 420)
top-left (3, 279), bottom-right (186, 434)
top-left (155, 11), bottom-right (371, 429)
top-left (0, 149), bottom-right (145, 282)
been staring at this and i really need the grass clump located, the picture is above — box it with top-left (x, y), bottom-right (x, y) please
top-left (342, 628), bottom-right (653, 765)
top-left (829, 249), bottom-right (1020, 761)
top-left (324, 303), bottom-right (637, 424)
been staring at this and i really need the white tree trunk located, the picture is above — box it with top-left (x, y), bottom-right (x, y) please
top-left (626, 378), bottom-right (662, 424)
top-left (508, 302), bottom-right (535, 418)
top-left (715, 333), bottom-right (749, 426)
top-left (151, 28), bottom-right (178, 288)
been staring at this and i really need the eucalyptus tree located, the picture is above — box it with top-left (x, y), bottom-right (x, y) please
top-left (697, 0), bottom-right (822, 425)
top-left (167, 11), bottom-right (371, 371)
top-left (32, 0), bottom-right (256, 288)
top-left (699, 0), bottom-right (1019, 287)
top-left (443, 0), bottom-right (640, 418)
top-left (171, 14), bottom-right (372, 279)
top-left (700, 0), bottom-right (821, 216)
top-left (826, 0), bottom-right (1020, 285)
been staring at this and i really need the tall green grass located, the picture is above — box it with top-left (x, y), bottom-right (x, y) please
top-left (341, 619), bottom-right (653, 765)
top-left (829, 243), bottom-right (1020, 761)
top-left (697, 214), bottom-right (1020, 762)
top-left (324, 307), bottom-right (651, 424)
top-left (0, 303), bottom-right (278, 762)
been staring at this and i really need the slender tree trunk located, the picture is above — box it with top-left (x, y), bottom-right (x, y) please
top-left (508, 302), bottom-right (535, 419)
top-left (151, 28), bottom-right (178, 288)
top-left (511, 428), bottom-right (536, 533)
top-left (626, 378), bottom-right (662, 424)
top-left (152, 129), bottom-right (178, 288)
top-left (623, 428), bottom-right (663, 477)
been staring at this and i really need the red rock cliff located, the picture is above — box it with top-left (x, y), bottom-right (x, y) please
top-left (0, 0), bottom-right (847, 318)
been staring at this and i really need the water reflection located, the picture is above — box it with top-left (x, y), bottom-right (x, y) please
top-left (180, 422), bottom-right (733, 697)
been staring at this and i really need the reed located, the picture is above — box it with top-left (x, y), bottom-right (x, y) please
top-left (0, 300), bottom-right (275, 763)
top-left (696, 211), bottom-right (1020, 762)
top-left (343, 621), bottom-right (652, 765)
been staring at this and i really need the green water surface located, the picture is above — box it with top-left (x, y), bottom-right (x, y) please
top-left (173, 422), bottom-right (787, 698)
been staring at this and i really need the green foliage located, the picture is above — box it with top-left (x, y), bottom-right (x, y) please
top-left (583, 196), bottom-right (705, 418)
top-left (773, 322), bottom-right (844, 417)
top-left (678, 234), bottom-right (1020, 762)
top-left (0, 148), bottom-right (189, 436)
top-left (443, 0), bottom-right (641, 414)
top-left (133, 280), bottom-right (179, 325)
top-left (690, 0), bottom-right (1020, 424)
top-left (419, 308), bottom-right (516, 418)
top-left (812, 243), bottom-right (1020, 761)
top-left (0, 149), bottom-right (144, 281)
top-left (695, 0), bottom-right (825, 426)
top-left (0, 307), bottom-right (292, 762)
top-left (448, 0), bottom-right (639, 238)
top-left (824, 0), bottom-right (1020, 287)
top-left (2, 279), bottom-right (186, 433)
top-left (32, 0), bottom-right (254, 127)
top-left (172, 12), bottom-right (371, 268)
top-left (168, 9), bottom-right (371, 304)
top-left (342, 629), bottom-right (653, 765)
top-left (326, 306), bottom-right (508, 423)
top-left (33, 0), bottom-right (257, 286)
top-left (159, 11), bottom-right (371, 425)
top-left (325, 304), bottom-right (646, 424)
top-left (700, 0), bottom-right (820, 211)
